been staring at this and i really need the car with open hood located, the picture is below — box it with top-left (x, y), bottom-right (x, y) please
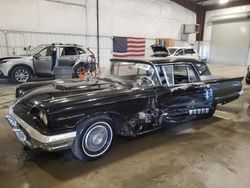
top-left (151, 45), bottom-right (199, 59)
top-left (5, 57), bottom-right (243, 161)
top-left (167, 47), bottom-right (199, 59)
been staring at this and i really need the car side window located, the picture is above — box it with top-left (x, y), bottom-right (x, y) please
top-left (174, 65), bottom-right (189, 84)
top-left (175, 49), bottom-right (184, 56)
top-left (77, 47), bottom-right (85, 55)
top-left (38, 47), bottom-right (52, 57)
top-left (184, 49), bottom-right (195, 55)
top-left (162, 65), bottom-right (174, 86)
top-left (187, 65), bottom-right (199, 82)
top-left (162, 64), bottom-right (200, 86)
top-left (60, 47), bottom-right (77, 56)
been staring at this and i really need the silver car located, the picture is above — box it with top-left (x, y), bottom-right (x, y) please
top-left (0, 43), bottom-right (95, 83)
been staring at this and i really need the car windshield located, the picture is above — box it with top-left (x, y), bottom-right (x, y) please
top-left (102, 61), bottom-right (160, 87)
top-left (168, 48), bottom-right (178, 55)
top-left (23, 45), bottom-right (48, 55)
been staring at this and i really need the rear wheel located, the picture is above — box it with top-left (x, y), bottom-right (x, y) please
top-left (10, 66), bottom-right (31, 83)
top-left (71, 115), bottom-right (114, 161)
top-left (74, 64), bottom-right (88, 78)
top-left (246, 77), bottom-right (250, 84)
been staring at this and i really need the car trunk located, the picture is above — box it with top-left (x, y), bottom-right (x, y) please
top-left (204, 77), bottom-right (243, 105)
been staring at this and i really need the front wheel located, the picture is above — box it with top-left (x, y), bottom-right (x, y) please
top-left (10, 66), bottom-right (31, 83)
top-left (71, 115), bottom-right (114, 161)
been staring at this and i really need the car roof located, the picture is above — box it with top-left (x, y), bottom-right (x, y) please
top-left (110, 57), bottom-right (204, 65)
top-left (167, 47), bottom-right (194, 49)
top-left (41, 43), bottom-right (84, 48)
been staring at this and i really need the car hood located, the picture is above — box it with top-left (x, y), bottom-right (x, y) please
top-left (0, 56), bottom-right (32, 63)
top-left (17, 78), bottom-right (130, 110)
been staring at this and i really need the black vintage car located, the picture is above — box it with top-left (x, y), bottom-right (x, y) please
top-left (5, 57), bottom-right (243, 161)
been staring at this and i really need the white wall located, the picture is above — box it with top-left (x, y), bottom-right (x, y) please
top-left (0, 0), bottom-right (196, 67)
top-left (204, 5), bottom-right (250, 41)
top-left (86, 0), bottom-right (197, 66)
top-left (0, 0), bottom-right (87, 34)
top-left (203, 5), bottom-right (250, 62)
top-left (87, 0), bottom-right (196, 39)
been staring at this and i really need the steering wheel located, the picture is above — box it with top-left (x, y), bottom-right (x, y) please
top-left (134, 76), bottom-right (155, 88)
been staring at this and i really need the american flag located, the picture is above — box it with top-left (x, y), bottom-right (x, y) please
top-left (113, 36), bottom-right (145, 58)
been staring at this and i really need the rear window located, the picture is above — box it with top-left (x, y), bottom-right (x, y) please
top-left (168, 48), bottom-right (177, 55)
top-left (77, 47), bottom-right (85, 55)
top-left (184, 49), bottom-right (196, 55)
top-left (193, 61), bottom-right (211, 76)
top-left (59, 47), bottom-right (77, 56)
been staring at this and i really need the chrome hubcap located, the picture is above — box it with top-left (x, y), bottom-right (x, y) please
top-left (15, 69), bottom-right (29, 82)
top-left (84, 125), bottom-right (108, 152)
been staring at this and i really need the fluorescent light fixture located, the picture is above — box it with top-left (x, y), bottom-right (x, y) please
top-left (219, 0), bottom-right (229, 4)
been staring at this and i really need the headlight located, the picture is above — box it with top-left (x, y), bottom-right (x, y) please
top-left (39, 111), bottom-right (48, 126)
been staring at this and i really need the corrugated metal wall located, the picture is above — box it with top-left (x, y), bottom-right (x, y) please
top-left (0, 30), bottom-right (157, 67)
top-left (0, 29), bottom-right (206, 67)
top-left (0, 30), bottom-right (86, 56)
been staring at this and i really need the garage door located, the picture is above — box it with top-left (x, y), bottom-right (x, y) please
top-left (210, 20), bottom-right (250, 65)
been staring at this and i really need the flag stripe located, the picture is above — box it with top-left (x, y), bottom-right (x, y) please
top-left (127, 45), bottom-right (146, 48)
top-left (127, 49), bottom-right (145, 53)
top-left (127, 37), bottom-right (145, 40)
top-left (127, 41), bottom-right (145, 44)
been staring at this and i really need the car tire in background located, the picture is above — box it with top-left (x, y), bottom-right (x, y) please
top-left (10, 66), bottom-right (32, 84)
top-left (71, 115), bottom-right (114, 161)
top-left (246, 77), bottom-right (250, 84)
top-left (73, 63), bottom-right (88, 78)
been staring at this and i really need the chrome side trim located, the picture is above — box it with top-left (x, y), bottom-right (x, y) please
top-left (200, 75), bottom-right (213, 81)
top-left (8, 106), bottom-right (76, 150)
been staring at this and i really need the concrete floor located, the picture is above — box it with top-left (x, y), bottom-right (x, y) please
top-left (1, 64), bottom-right (250, 188)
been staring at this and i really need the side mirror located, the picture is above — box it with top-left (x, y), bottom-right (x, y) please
top-left (33, 53), bottom-right (40, 59)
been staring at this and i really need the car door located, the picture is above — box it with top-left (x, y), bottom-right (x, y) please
top-left (156, 63), bottom-right (212, 124)
top-left (58, 47), bottom-right (78, 67)
top-left (33, 46), bottom-right (53, 75)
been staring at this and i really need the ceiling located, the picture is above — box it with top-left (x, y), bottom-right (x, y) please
top-left (190, 0), bottom-right (250, 11)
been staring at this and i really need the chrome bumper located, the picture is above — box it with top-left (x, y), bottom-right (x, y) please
top-left (5, 106), bottom-right (76, 151)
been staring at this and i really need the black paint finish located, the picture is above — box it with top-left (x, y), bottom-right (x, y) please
top-left (12, 58), bottom-right (243, 137)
